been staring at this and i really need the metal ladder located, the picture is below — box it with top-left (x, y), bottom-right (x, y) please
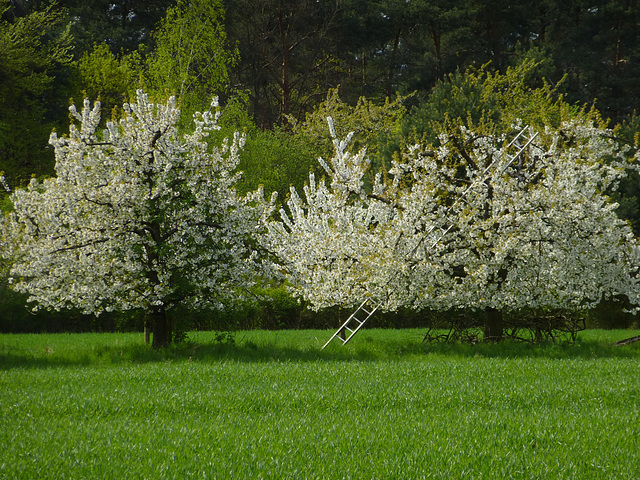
top-left (322, 298), bottom-right (380, 348)
top-left (321, 126), bottom-right (539, 349)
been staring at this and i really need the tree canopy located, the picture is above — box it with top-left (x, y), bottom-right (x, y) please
top-left (267, 67), bottom-right (640, 339)
top-left (3, 92), bottom-right (275, 347)
top-left (146, 0), bottom-right (237, 117)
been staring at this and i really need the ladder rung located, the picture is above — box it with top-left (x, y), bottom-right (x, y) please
top-left (321, 299), bottom-right (378, 349)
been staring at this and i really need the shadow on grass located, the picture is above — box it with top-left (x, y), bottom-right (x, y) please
top-left (1, 331), bottom-right (639, 370)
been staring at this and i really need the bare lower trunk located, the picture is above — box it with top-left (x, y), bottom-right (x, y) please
top-left (150, 305), bottom-right (170, 349)
top-left (484, 307), bottom-right (503, 341)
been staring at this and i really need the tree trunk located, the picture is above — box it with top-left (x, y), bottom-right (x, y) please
top-left (150, 305), bottom-right (170, 349)
top-left (484, 307), bottom-right (503, 341)
top-left (430, 26), bottom-right (443, 76)
top-left (278, 4), bottom-right (291, 123)
top-left (386, 26), bottom-right (402, 99)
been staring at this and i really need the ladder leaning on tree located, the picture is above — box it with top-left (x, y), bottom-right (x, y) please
top-left (322, 126), bottom-right (540, 349)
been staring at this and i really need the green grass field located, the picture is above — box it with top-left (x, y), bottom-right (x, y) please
top-left (1, 329), bottom-right (639, 479)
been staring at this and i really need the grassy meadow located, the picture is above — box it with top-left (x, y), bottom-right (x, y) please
top-left (1, 328), bottom-right (639, 479)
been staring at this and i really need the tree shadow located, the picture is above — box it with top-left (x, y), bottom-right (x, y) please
top-left (1, 331), bottom-right (638, 370)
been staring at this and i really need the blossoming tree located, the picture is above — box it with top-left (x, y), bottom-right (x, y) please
top-left (268, 114), bottom-right (640, 340)
top-left (4, 91), bottom-right (275, 347)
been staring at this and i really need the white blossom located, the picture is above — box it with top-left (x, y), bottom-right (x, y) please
top-left (4, 91), bottom-right (276, 316)
top-left (267, 118), bottom-right (640, 314)
top-left (0, 173), bottom-right (10, 193)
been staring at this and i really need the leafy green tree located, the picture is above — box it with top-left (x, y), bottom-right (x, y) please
top-left (291, 88), bottom-right (406, 153)
top-left (290, 87), bottom-right (407, 177)
top-left (401, 60), bottom-right (574, 145)
top-left (146, 0), bottom-right (238, 119)
top-left (209, 96), bottom-right (321, 199)
top-left (75, 43), bottom-right (144, 120)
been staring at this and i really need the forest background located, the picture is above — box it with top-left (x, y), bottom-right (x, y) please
top-left (2, 0), bottom-right (640, 334)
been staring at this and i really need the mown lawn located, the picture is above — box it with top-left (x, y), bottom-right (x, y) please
top-left (1, 329), bottom-right (639, 479)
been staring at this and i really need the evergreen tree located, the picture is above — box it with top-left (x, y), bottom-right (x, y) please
top-left (224, 0), bottom-right (343, 127)
top-left (0, 1), bottom-right (73, 186)
top-left (58, 0), bottom-right (173, 55)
